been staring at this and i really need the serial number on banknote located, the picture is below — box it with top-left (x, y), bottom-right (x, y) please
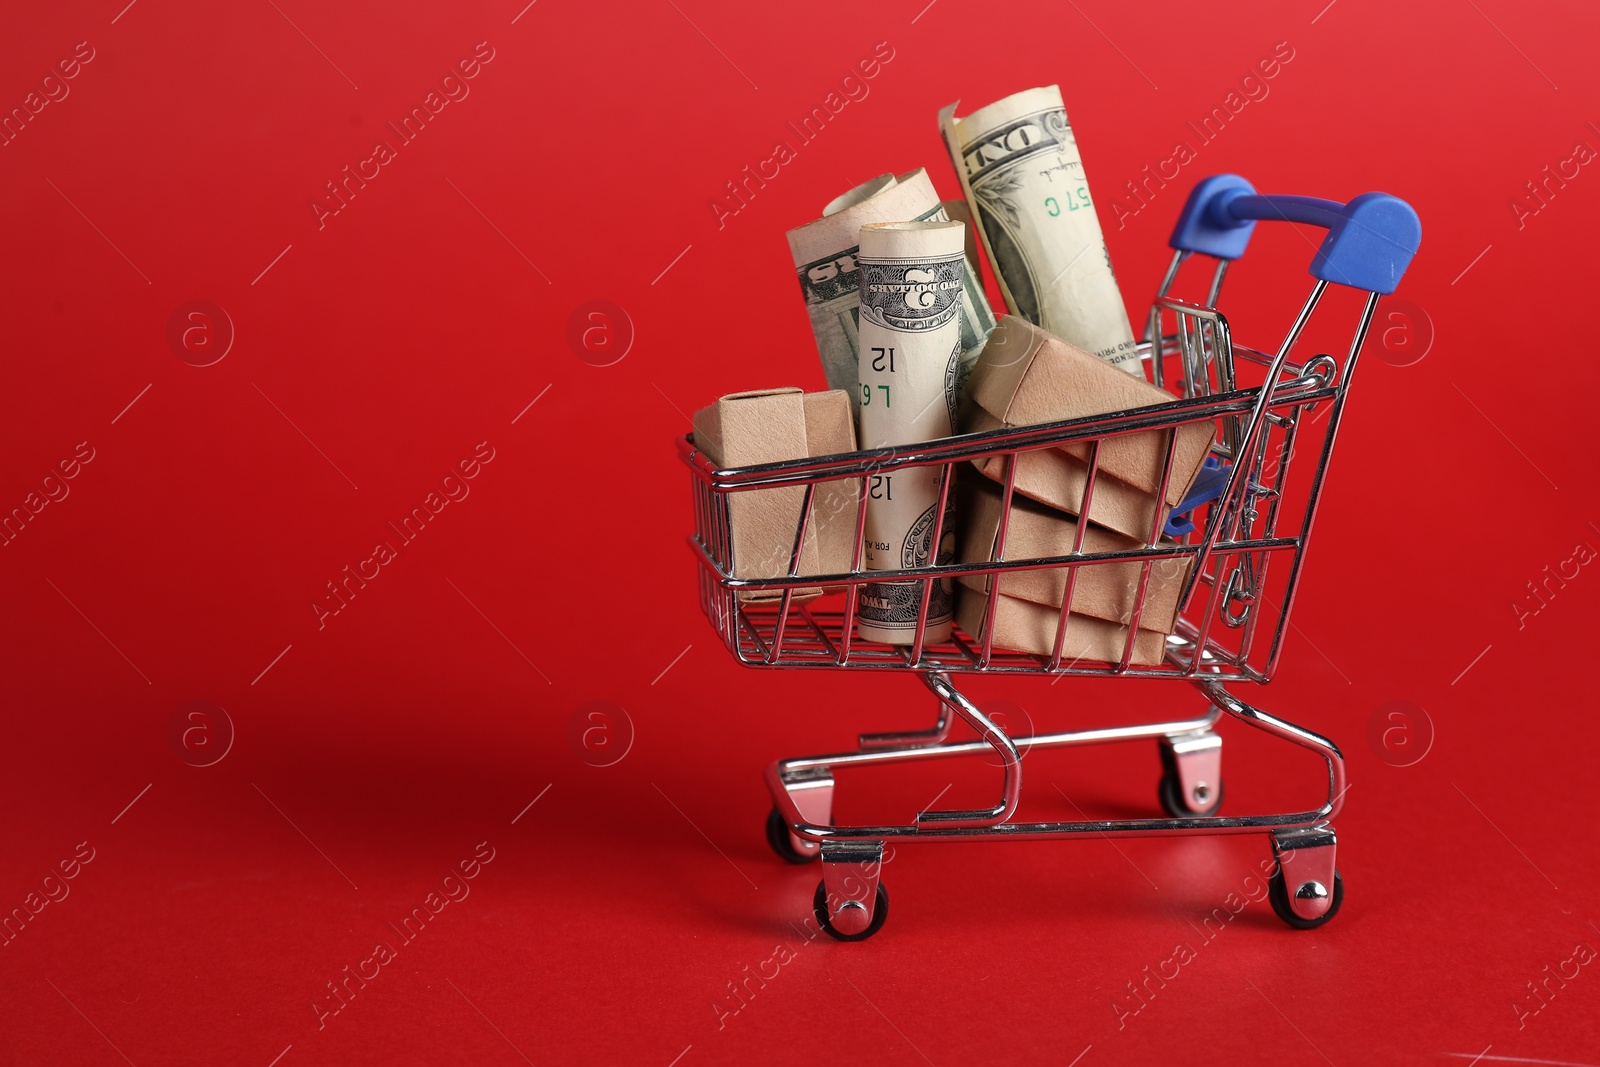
top-left (1044, 186), bottom-right (1092, 215)
top-left (861, 384), bottom-right (893, 407)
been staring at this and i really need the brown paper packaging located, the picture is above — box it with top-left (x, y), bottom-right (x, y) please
top-left (962, 316), bottom-right (1214, 540)
top-left (955, 584), bottom-right (1168, 665)
top-left (692, 388), bottom-right (858, 603)
top-left (956, 476), bottom-right (1190, 633)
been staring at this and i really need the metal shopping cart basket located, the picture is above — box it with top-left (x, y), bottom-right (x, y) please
top-left (678, 175), bottom-right (1421, 940)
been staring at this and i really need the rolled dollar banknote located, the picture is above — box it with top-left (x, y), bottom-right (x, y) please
top-left (855, 220), bottom-right (966, 645)
top-left (939, 86), bottom-right (1141, 375)
top-left (787, 169), bottom-right (995, 397)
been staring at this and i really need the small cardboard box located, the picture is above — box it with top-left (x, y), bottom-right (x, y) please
top-left (963, 316), bottom-right (1214, 540)
top-left (955, 583), bottom-right (1167, 665)
top-left (957, 476), bottom-right (1190, 633)
top-left (692, 388), bottom-right (858, 602)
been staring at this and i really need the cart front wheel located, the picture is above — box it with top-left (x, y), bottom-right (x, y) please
top-left (765, 807), bottom-right (818, 865)
top-left (813, 879), bottom-right (889, 942)
top-left (1268, 865), bottom-right (1344, 929)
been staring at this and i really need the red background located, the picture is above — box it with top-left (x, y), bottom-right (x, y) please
top-left (2, 0), bottom-right (1597, 1063)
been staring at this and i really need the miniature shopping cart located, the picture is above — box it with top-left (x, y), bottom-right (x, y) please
top-left (679, 175), bottom-right (1420, 940)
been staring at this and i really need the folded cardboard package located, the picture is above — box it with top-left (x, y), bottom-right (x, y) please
top-left (955, 586), bottom-right (1169, 665)
top-left (957, 476), bottom-right (1190, 630)
top-left (691, 388), bottom-right (858, 602)
top-left (953, 475), bottom-right (1185, 666)
top-left (962, 315), bottom-right (1215, 540)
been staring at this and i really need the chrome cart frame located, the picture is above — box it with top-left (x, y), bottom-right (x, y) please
top-left (679, 175), bottom-right (1420, 940)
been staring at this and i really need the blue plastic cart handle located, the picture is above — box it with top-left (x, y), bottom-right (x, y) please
top-left (1169, 175), bottom-right (1421, 294)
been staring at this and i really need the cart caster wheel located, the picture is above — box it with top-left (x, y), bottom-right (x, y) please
top-left (1157, 735), bottom-right (1223, 817)
top-left (765, 807), bottom-right (817, 865)
top-left (1164, 767), bottom-right (1222, 819)
top-left (813, 879), bottom-right (889, 942)
top-left (1268, 865), bottom-right (1344, 929)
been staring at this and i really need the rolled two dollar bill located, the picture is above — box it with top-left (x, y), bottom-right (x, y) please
top-left (854, 220), bottom-right (967, 645)
top-left (939, 86), bottom-right (1142, 375)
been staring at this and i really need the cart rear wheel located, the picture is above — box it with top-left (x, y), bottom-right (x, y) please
top-left (813, 879), bottom-right (889, 942)
top-left (1268, 865), bottom-right (1344, 929)
top-left (1157, 745), bottom-right (1225, 817)
top-left (765, 807), bottom-right (817, 865)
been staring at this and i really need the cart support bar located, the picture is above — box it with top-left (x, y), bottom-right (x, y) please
top-left (917, 673), bottom-right (1022, 827)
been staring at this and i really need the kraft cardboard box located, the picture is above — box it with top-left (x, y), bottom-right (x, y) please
top-left (955, 583), bottom-right (1168, 665)
top-left (692, 388), bottom-right (858, 602)
top-left (957, 476), bottom-right (1190, 633)
top-left (963, 316), bottom-right (1215, 540)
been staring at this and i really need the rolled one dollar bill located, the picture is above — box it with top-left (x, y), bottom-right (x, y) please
top-left (787, 169), bottom-right (995, 397)
top-left (939, 86), bottom-right (1141, 375)
top-left (854, 220), bottom-right (966, 645)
